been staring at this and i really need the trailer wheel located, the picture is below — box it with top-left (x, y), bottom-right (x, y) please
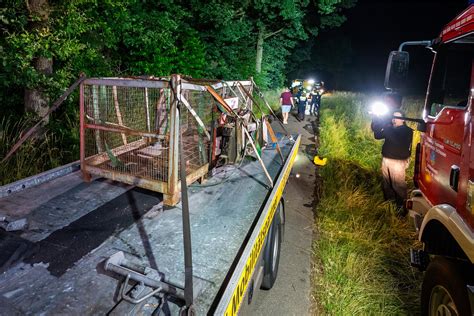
top-left (278, 199), bottom-right (285, 242)
top-left (421, 257), bottom-right (472, 316)
top-left (260, 212), bottom-right (281, 290)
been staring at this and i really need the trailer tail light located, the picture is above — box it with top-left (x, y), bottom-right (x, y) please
top-left (413, 143), bottom-right (421, 188)
top-left (406, 199), bottom-right (413, 210)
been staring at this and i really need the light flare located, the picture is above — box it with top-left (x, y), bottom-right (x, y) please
top-left (371, 101), bottom-right (389, 116)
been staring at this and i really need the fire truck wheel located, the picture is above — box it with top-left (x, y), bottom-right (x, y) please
top-left (421, 257), bottom-right (472, 316)
top-left (260, 211), bottom-right (282, 290)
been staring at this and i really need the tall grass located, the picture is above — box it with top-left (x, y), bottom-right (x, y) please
top-left (251, 88), bottom-right (283, 119)
top-left (313, 92), bottom-right (423, 315)
top-left (0, 113), bottom-right (79, 185)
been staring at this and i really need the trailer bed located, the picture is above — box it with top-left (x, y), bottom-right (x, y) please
top-left (0, 137), bottom-right (296, 315)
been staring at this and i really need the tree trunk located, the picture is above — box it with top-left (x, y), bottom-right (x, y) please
top-left (25, 0), bottom-right (52, 121)
top-left (255, 26), bottom-right (264, 74)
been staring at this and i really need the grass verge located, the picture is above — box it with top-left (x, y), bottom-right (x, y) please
top-left (0, 113), bottom-right (79, 185)
top-left (313, 92), bottom-right (423, 315)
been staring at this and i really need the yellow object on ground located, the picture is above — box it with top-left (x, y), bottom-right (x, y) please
top-left (313, 155), bottom-right (327, 166)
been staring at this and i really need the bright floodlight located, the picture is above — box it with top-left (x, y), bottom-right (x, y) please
top-left (307, 79), bottom-right (315, 84)
top-left (291, 81), bottom-right (300, 87)
top-left (371, 101), bottom-right (389, 116)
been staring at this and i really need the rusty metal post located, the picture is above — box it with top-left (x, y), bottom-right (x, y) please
top-left (166, 75), bottom-right (180, 205)
top-left (249, 77), bottom-right (254, 111)
top-left (79, 83), bottom-right (91, 182)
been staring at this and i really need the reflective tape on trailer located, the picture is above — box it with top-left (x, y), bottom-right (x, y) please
top-left (214, 135), bottom-right (301, 316)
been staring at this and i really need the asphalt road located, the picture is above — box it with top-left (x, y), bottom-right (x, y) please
top-left (249, 111), bottom-right (318, 315)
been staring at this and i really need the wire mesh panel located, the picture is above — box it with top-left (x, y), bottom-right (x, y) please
top-left (80, 76), bottom-right (255, 205)
top-left (80, 78), bottom-right (173, 197)
top-left (179, 88), bottom-right (213, 179)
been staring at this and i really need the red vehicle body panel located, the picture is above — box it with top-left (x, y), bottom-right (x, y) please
top-left (405, 6), bottom-right (474, 313)
top-left (415, 5), bottom-right (474, 231)
top-left (418, 108), bottom-right (465, 207)
top-left (440, 5), bottom-right (474, 43)
top-left (417, 4), bottom-right (474, 231)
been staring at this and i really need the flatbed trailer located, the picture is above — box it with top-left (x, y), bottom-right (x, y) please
top-left (0, 131), bottom-right (300, 315)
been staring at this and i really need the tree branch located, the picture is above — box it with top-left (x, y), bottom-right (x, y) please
top-left (263, 28), bottom-right (283, 40)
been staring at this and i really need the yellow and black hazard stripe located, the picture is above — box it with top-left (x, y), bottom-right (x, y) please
top-left (214, 135), bottom-right (301, 316)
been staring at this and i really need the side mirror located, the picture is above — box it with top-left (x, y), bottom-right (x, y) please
top-left (384, 51), bottom-right (409, 90)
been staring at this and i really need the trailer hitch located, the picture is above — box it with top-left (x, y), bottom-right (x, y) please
top-left (119, 273), bottom-right (163, 304)
top-left (105, 251), bottom-right (185, 302)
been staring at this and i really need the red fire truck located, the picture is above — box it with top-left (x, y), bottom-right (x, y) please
top-left (385, 4), bottom-right (474, 315)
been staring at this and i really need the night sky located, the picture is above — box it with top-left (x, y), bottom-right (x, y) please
top-left (306, 0), bottom-right (470, 94)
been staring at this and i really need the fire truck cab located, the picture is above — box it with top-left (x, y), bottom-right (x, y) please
top-left (385, 5), bottom-right (474, 315)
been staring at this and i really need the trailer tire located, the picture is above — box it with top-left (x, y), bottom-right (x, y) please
top-left (421, 257), bottom-right (472, 316)
top-left (278, 199), bottom-right (285, 242)
top-left (260, 212), bottom-right (281, 290)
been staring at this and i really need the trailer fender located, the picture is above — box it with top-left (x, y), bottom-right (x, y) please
top-left (420, 204), bottom-right (474, 263)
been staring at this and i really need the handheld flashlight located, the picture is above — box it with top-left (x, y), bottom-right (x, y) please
top-left (370, 101), bottom-right (389, 116)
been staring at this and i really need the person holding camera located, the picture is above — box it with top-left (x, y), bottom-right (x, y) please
top-left (371, 110), bottom-right (413, 213)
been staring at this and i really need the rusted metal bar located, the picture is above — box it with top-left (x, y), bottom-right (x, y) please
top-left (237, 82), bottom-right (263, 113)
top-left (211, 80), bottom-right (252, 90)
top-left (235, 83), bottom-right (249, 107)
top-left (235, 82), bottom-right (265, 123)
top-left (84, 165), bottom-right (168, 192)
top-left (265, 120), bottom-right (284, 163)
top-left (168, 77), bottom-right (180, 202)
top-left (206, 86), bottom-right (236, 115)
top-left (243, 127), bottom-right (273, 188)
top-left (112, 86), bottom-right (128, 145)
top-left (84, 124), bottom-right (166, 139)
top-left (222, 81), bottom-right (245, 106)
top-left (181, 76), bottom-right (220, 85)
top-left (156, 88), bottom-right (169, 133)
top-left (236, 83), bottom-right (284, 163)
top-left (80, 82), bottom-right (89, 181)
top-left (84, 78), bottom-right (169, 89)
top-left (155, 89), bottom-right (162, 132)
top-left (91, 85), bottom-right (103, 153)
top-left (2, 74), bottom-right (86, 163)
top-left (85, 139), bottom-right (146, 166)
top-left (248, 79), bottom-right (254, 110)
top-left (181, 82), bottom-right (207, 91)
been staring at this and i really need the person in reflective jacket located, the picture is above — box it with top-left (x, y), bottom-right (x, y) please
top-left (309, 89), bottom-right (321, 115)
top-left (296, 90), bottom-right (307, 121)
